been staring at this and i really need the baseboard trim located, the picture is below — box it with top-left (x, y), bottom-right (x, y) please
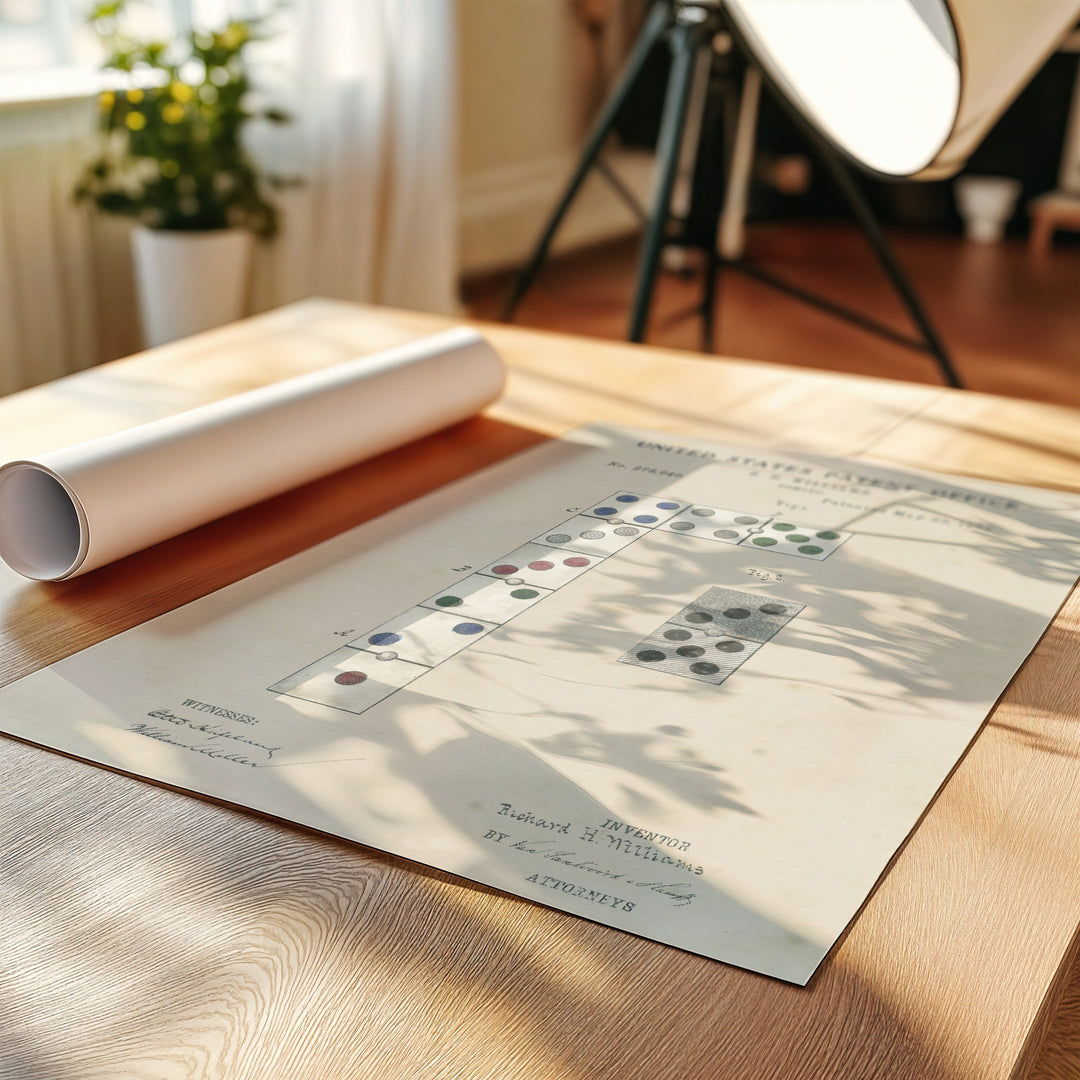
top-left (458, 148), bottom-right (655, 276)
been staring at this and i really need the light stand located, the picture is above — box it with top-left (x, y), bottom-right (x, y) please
top-left (502, 0), bottom-right (965, 389)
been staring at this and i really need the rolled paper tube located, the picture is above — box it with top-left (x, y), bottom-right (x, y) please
top-left (0, 327), bottom-right (505, 581)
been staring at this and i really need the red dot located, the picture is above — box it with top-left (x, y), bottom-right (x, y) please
top-left (564, 557), bottom-right (590, 567)
top-left (334, 671), bottom-right (367, 685)
top-left (528, 560), bottom-right (554, 571)
top-left (492, 564), bottom-right (518, 575)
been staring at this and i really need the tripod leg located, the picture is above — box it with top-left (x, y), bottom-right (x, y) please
top-left (628, 16), bottom-right (707, 343)
top-left (701, 58), bottom-right (746, 352)
top-left (701, 247), bottom-right (719, 351)
top-left (813, 140), bottom-right (964, 389)
top-left (717, 65), bottom-right (761, 261)
top-left (502, 0), bottom-right (672, 321)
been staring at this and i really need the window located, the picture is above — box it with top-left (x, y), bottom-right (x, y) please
top-left (0, 1), bottom-right (259, 103)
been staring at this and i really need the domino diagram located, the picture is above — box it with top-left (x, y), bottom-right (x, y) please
top-left (268, 492), bottom-right (852, 716)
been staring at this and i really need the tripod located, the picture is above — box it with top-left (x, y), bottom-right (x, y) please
top-left (502, 0), bottom-right (964, 390)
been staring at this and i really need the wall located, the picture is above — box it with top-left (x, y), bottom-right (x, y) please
top-left (456, 0), bottom-right (652, 276)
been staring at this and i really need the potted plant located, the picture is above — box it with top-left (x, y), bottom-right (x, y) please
top-left (75, 0), bottom-right (290, 347)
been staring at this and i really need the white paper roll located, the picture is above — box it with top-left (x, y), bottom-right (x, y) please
top-left (0, 327), bottom-right (505, 581)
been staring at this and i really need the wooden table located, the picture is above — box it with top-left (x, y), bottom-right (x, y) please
top-left (1, 298), bottom-right (1078, 1080)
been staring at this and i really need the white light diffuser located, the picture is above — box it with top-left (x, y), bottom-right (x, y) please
top-left (725, 0), bottom-right (1080, 178)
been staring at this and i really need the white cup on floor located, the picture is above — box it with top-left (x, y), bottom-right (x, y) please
top-left (954, 175), bottom-right (1022, 244)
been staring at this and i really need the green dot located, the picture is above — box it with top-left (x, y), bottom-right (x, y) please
top-left (510, 588), bottom-right (539, 600)
top-left (772, 522), bottom-right (795, 531)
top-left (816, 530), bottom-right (840, 540)
top-left (786, 534), bottom-right (810, 543)
top-left (798, 545), bottom-right (823, 555)
top-left (435, 595), bottom-right (463, 607)
top-left (753, 537), bottom-right (778, 547)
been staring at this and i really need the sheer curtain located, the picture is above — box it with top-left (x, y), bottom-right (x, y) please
top-left (252, 0), bottom-right (460, 317)
top-left (0, 0), bottom-right (460, 396)
top-left (0, 102), bottom-right (89, 397)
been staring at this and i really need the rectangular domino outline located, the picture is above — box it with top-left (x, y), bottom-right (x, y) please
top-left (656, 503), bottom-right (851, 560)
top-left (620, 585), bottom-right (804, 686)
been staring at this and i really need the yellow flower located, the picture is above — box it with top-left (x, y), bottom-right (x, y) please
top-left (99, 91), bottom-right (115, 111)
top-left (162, 102), bottom-right (185, 124)
top-left (126, 88), bottom-right (144, 104)
top-left (125, 112), bottom-right (146, 131)
top-left (170, 82), bottom-right (193, 103)
top-left (220, 24), bottom-right (246, 49)
top-left (161, 160), bottom-right (180, 178)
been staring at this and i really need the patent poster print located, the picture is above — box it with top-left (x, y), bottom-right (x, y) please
top-left (1, 425), bottom-right (1077, 984)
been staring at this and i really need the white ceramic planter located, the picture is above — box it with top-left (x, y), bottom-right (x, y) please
top-left (954, 176), bottom-right (1022, 244)
top-left (131, 225), bottom-right (254, 347)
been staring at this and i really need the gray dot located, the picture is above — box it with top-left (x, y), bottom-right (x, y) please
top-left (376, 651), bottom-right (398, 661)
top-left (676, 645), bottom-right (705, 658)
top-left (670, 521), bottom-right (695, 531)
top-left (636, 650), bottom-right (666, 663)
top-left (715, 640), bottom-right (745, 653)
top-left (723, 608), bottom-right (751, 620)
top-left (690, 507), bottom-right (715, 517)
top-left (690, 661), bottom-right (720, 675)
top-left (613, 526), bottom-right (639, 536)
top-left (663, 628), bottom-right (692, 641)
top-left (546, 533), bottom-right (571, 544)
top-left (714, 529), bottom-right (739, 539)
top-left (505, 577), bottom-right (524, 585)
top-left (735, 516), bottom-right (759, 524)
top-left (759, 603), bottom-right (786, 615)
top-left (686, 611), bottom-right (713, 624)
top-left (581, 530), bottom-right (605, 540)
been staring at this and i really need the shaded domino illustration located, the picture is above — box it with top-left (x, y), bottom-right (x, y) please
top-left (350, 607), bottom-right (499, 666)
top-left (534, 516), bottom-right (647, 558)
top-left (420, 574), bottom-right (553, 623)
top-left (270, 645), bottom-right (429, 715)
top-left (668, 586), bottom-right (804, 644)
top-left (618, 623), bottom-right (763, 685)
top-left (477, 543), bottom-right (599, 588)
top-left (582, 492), bottom-right (688, 526)
top-left (657, 505), bottom-right (773, 545)
top-left (738, 521), bottom-right (851, 560)
top-left (619, 585), bottom-right (803, 687)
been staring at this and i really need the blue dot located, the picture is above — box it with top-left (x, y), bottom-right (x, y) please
top-left (615, 494), bottom-right (639, 503)
top-left (634, 514), bottom-right (658, 523)
top-left (657, 501), bottom-right (679, 510)
top-left (453, 622), bottom-right (485, 635)
top-left (594, 506), bottom-right (617, 515)
top-left (369, 632), bottom-right (400, 646)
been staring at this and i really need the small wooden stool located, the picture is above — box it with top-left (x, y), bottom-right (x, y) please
top-left (1028, 190), bottom-right (1080, 254)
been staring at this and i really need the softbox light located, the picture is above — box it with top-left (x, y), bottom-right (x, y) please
top-left (724, 0), bottom-right (1080, 179)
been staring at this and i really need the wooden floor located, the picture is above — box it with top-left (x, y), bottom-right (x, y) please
top-left (465, 222), bottom-right (1080, 409)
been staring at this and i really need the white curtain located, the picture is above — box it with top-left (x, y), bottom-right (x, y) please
top-left (251, 0), bottom-right (461, 317)
top-left (0, 0), bottom-right (460, 396)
